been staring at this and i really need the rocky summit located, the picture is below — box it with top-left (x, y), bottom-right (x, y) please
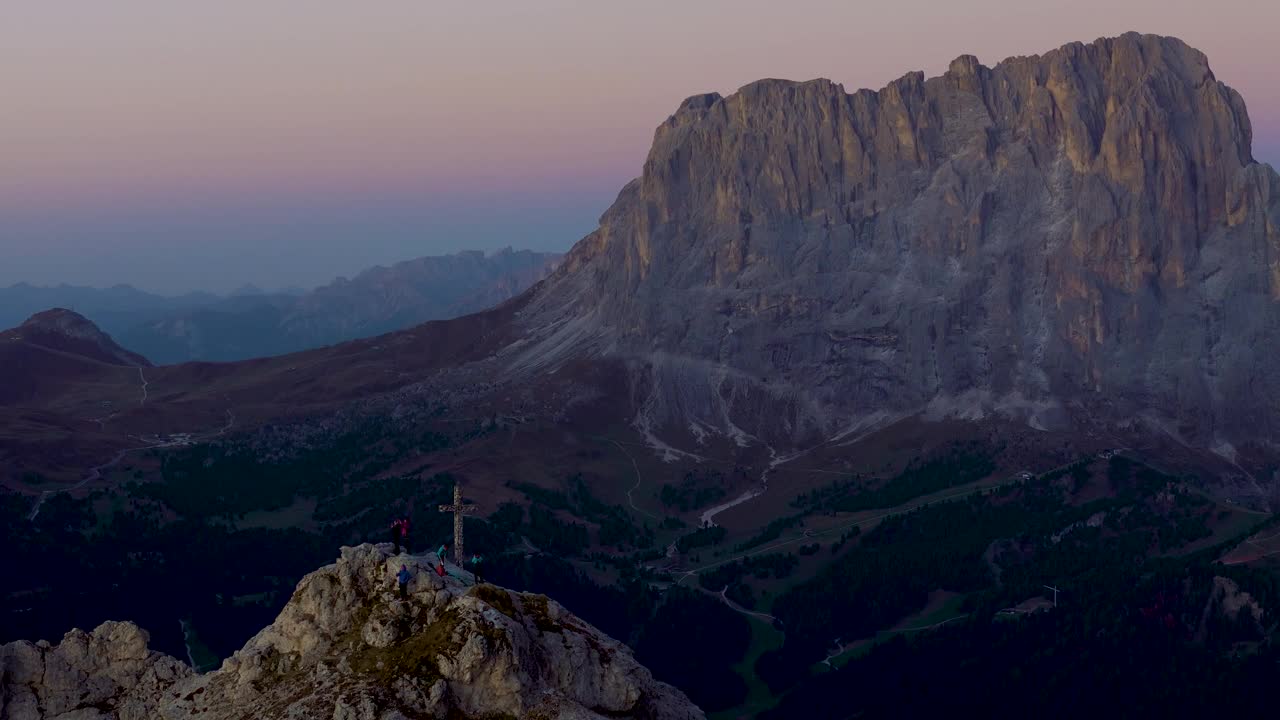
top-left (0, 545), bottom-right (703, 720)
top-left (508, 32), bottom-right (1280, 460)
top-left (13, 309), bottom-right (151, 368)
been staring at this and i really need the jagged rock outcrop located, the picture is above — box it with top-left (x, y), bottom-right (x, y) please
top-left (0, 622), bottom-right (190, 719)
top-left (1194, 575), bottom-right (1267, 643)
top-left (508, 32), bottom-right (1280, 459)
top-left (1207, 575), bottom-right (1265, 626)
top-left (0, 545), bottom-right (703, 720)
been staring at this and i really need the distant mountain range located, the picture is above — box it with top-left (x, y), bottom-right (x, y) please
top-left (0, 284), bottom-right (222, 338)
top-left (0, 248), bottom-right (559, 364)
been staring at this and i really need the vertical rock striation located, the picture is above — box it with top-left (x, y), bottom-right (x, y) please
top-left (513, 33), bottom-right (1280, 455)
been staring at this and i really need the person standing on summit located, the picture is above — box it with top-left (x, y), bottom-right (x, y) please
top-left (391, 518), bottom-right (403, 555)
top-left (400, 516), bottom-right (412, 554)
top-left (397, 564), bottom-right (412, 599)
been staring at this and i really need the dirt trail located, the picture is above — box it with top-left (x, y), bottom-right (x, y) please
top-left (820, 614), bottom-right (969, 668)
top-left (702, 585), bottom-right (777, 624)
top-left (676, 479), bottom-right (1017, 586)
top-left (29, 405), bottom-right (237, 523)
top-left (205, 408), bottom-right (236, 438)
top-left (1221, 527), bottom-right (1280, 565)
top-left (697, 430), bottom-right (879, 528)
top-left (611, 439), bottom-right (657, 519)
top-left (677, 455), bottom-right (1089, 586)
top-left (27, 446), bottom-right (135, 521)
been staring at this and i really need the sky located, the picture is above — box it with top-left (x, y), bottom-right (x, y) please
top-left (3, 1), bottom-right (1278, 294)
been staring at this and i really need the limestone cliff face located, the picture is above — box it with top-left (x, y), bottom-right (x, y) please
top-left (513, 32), bottom-right (1280, 454)
top-left (0, 545), bottom-right (703, 720)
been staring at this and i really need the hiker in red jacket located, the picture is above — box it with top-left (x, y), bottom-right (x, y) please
top-left (400, 516), bottom-right (412, 554)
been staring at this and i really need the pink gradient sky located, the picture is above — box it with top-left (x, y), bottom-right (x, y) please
top-left (3, 1), bottom-right (1278, 293)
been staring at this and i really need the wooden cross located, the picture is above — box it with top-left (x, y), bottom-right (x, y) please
top-left (438, 483), bottom-right (478, 564)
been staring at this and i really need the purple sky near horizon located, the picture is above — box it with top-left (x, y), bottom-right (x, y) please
top-left (3, 1), bottom-right (1278, 294)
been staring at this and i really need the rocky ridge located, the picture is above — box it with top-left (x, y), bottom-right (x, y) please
top-left (121, 248), bottom-right (561, 364)
top-left (0, 545), bottom-right (702, 720)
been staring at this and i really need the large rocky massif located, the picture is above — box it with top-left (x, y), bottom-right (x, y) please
top-left (507, 32), bottom-right (1280, 463)
top-left (4, 32), bottom-right (1279, 487)
top-left (0, 545), bottom-right (703, 720)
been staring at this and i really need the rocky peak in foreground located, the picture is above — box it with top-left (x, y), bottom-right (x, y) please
top-left (511, 32), bottom-right (1280, 457)
top-left (12, 308), bottom-right (152, 367)
top-left (0, 545), bottom-right (702, 720)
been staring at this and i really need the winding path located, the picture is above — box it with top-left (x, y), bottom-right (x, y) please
top-left (204, 408), bottom-right (236, 439)
top-left (888, 614), bottom-right (970, 634)
top-left (610, 439), bottom-right (657, 520)
top-left (697, 434), bottom-right (880, 529)
top-left (675, 478), bottom-right (1020, 586)
top-left (88, 412), bottom-right (119, 430)
top-left (1221, 527), bottom-right (1280, 565)
top-left (673, 456), bottom-right (1096, 587)
top-left (27, 446), bottom-right (137, 521)
top-left (29, 405), bottom-right (237, 523)
top-left (820, 614), bottom-right (970, 667)
top-left (138, 367), bottom-right (149, 405)
top-left (703, 585), bottom-right (777, 624)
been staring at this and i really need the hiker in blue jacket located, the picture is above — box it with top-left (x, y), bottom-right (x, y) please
top-left (468, 553), bottom-right (485, 585)
top-left (397, 564), bottom-right (411, 600)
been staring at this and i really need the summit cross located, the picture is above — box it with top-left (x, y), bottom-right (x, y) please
top-left (438, 483), bottom-right (478, 564)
